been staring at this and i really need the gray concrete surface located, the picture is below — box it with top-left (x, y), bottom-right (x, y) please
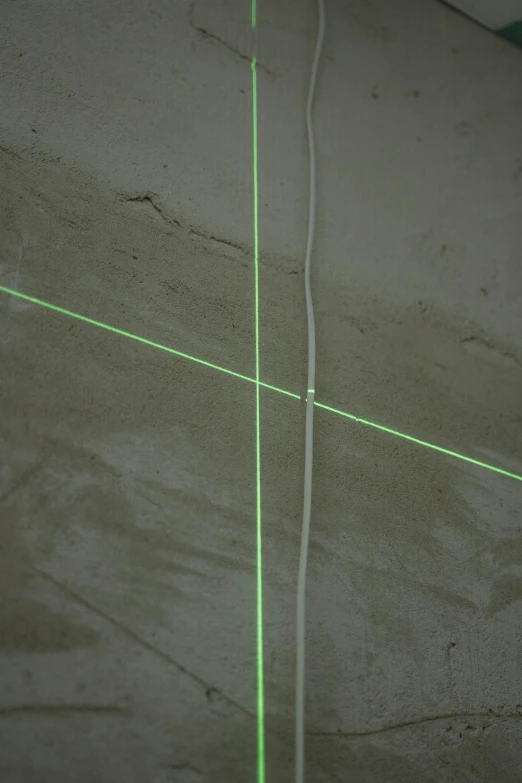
top-left (1, 0), bottom-right (521, 781)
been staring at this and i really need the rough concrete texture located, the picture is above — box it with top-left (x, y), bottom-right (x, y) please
top-left (0, 0), bottom-right (521, 781)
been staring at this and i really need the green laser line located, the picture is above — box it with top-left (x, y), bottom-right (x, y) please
top-left (1, 284), bottom-right (521, 484)
top-left (0, 285), bottom-right (298, 399)
top-left (314, 402), bottom-right (522, 482)
top-left (251, 2), bottom-right (266, 776)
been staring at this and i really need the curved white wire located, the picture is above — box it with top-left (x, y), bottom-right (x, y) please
top-left (296, 2), bottom-right (325, 782)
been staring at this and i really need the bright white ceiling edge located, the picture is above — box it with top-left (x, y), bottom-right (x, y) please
top-left (446, 0), bottom-right (522, 29)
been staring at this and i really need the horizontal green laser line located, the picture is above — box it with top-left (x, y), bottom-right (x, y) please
top-left (1, 284), bottom-right (521, 483)
top-left (313, 402), bottom-right (522, 482)
top-left (0, 285), bottom-right (299, 400)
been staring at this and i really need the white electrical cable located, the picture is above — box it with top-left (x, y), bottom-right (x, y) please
top-left (296, 2), bottom-right (325, 783)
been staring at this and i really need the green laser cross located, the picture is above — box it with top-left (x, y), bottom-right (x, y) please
top-left (2, 17), bottom-right (522, 783)
top-left (1, 284), bottom-right (521, 487)
top-left (1, 4), bottom-right (516, 781)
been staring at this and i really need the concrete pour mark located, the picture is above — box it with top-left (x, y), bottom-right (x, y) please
top-left (32, 567), bottom-right (254, 722)
top-left (24, 526), bottom-right (522, 742)
top-left (307, 709), bottom-right (522, 738)
top-left (0, 704), bottom-right (131, 718)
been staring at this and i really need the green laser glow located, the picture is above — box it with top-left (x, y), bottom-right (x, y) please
top-left (0, 285), bottom-right (298, 399)
top-left (251, 41), bottom-right (266, 783)
top-left (314, 401), bottom-right (522, 482)
top-left (1, 284), bottom-right (521, 486)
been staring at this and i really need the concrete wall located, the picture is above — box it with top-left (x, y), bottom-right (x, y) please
top-left (445, 0), bottom-right (522, 31)
top-left (1, 1), bottom-right (521, 781)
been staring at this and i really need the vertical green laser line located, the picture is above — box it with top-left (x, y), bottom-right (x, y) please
top-left (251, 1), bottom-right (265, 779)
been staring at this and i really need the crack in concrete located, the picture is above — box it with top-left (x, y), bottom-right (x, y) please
top-left (120, 193), bottom-right (303, 276)
top-left (124, 192), bottom-right (181, 228)
top-left (188, 2), bottom-right (276, 77)
top-left (188, 225), bottom-right (247, 256)
top-left (187, 226), bottom-right (301, 275)
top-left (120, 194), bottom-right (249, 260)
top-left (307, 710), bottom-right (522, 738)
top-left (33, 567), bottom-right (253, 721)
top-left (208, 234), bottom-right (244, 253)
top-left (460, 333), bottom-right (522, 367)
top-left (0, 704), bottom-right (130, 717)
